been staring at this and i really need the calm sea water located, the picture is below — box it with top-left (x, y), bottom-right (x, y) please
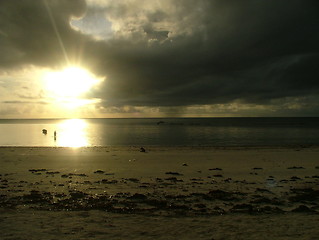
top-left (0, 118), bottom-right (318, 147)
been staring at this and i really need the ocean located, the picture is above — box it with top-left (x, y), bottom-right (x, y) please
top-left (0, 117), bottom-right (318, 147)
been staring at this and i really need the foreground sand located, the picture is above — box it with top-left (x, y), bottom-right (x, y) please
top-left (1, 146), bottom-right (319, 239)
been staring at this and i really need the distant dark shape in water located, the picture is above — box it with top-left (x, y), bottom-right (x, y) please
top-left (157, 121), bottom-right (165, 125)
top-left (54, 131), bottom-right (57, 141)
top-left (42, 129), bottom-right (47, 135)
top-left (140, 147), bottom-right (146, 152)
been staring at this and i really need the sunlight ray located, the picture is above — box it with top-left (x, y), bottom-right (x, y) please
top-left (43, 0), bottom-right (70, 65)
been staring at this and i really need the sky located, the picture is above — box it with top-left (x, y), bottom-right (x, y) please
top-left (0, 0), bottom-right (319, 118)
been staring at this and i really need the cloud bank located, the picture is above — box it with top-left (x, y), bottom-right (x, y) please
top-left (1, 0), bottom-right (319, 117)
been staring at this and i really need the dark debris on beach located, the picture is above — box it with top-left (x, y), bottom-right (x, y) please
top-left (1, 169), bottom-right (319, 216)
top-left (1, 186), bottom-right (318, 215)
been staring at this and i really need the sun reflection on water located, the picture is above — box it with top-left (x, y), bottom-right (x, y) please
top-left (56, 119), bottom-right (89, 147)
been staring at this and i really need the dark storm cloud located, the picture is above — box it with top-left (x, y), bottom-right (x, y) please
top-left (0, 0), bottom-right (87, 68)
top-left (1, 0), bottom-right (319, 111)
top-left (87, 0), bottom-right (319, 108)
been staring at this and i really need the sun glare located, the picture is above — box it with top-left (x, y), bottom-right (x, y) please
top-left (43, 66), bottom-right (102, 108)
top-left (56, 119), bottom-right (89, 147)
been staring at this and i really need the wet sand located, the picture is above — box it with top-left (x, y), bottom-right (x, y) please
top-left (1, 146), bottom-right (319, 239)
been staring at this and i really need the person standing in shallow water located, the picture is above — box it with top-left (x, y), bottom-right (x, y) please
top-left (54, 131), bottom-right (57, 141)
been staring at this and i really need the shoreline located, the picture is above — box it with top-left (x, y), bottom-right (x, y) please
top-left (1, 144), bottom-right (319, 149)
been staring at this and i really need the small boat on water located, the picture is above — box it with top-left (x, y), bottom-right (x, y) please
top-left (42, 129), bottom-right (47, 134)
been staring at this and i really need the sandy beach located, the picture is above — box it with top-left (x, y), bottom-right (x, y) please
top-left (1, 146), bottom-right (319, 239)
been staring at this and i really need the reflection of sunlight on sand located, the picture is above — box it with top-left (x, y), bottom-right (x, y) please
top-left (57, 119), bottom-right (89, 147)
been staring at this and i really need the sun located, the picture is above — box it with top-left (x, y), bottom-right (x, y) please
top-left (44, 66), bottom-right (101, 98)
top-left (43, 66), bottom-right (103, 108)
